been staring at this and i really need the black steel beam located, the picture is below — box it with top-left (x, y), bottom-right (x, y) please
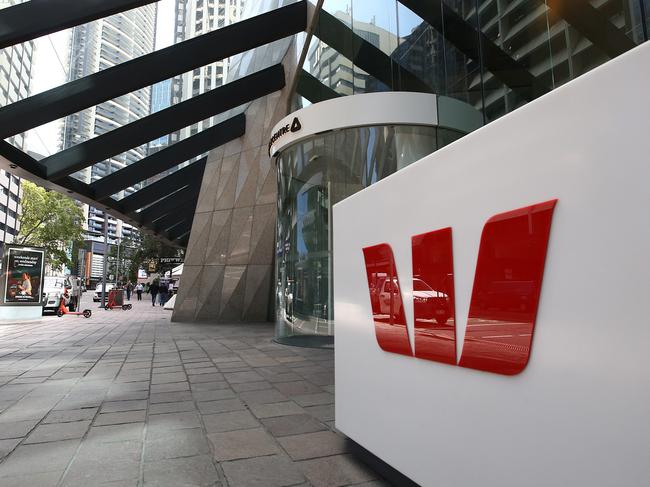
top-left (398, 0), bottom-right (543, 100)
top-left (0, 142), bottom-right (183, 246)
top-left (0, 142), bottom-right (46, 178)
top-left (43, 65), bottom-right (284, 181)
top-left (318, 9), bottom-right (431, 93)
top-left (0, 1), bottom-right (306, 139)
top-left (296, 70), bottom-right (341, 104)
top-left (546, 0), bottom-right (636, 59)
top-left (135, 185), bottom-right (199, 224)
top-left (167, 219), bottom-right (193, 241)
top-left (0, 0), bottom-right (158, 49)
top-left (118, 158), bottom-right (206, 213)
top-left (153, 211), bottom-right (191, 234)
top-left (91, 115), bottom-right (243, 199)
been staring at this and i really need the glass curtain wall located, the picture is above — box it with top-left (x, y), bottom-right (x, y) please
top-left (297, 0), bottom-right (648, 122)
top-left (275, 125), bottom-right (463, 347)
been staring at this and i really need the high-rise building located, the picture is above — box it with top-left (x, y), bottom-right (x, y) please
top-left (172, 0), bottom-right (245, 144)
top-left (0, 0), bottom-right (32, 250)
top-left (62, 5), bottom-right (157, 282)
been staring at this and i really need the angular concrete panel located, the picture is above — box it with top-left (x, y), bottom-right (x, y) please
top-left (173, 38), bottom-right (303, 323)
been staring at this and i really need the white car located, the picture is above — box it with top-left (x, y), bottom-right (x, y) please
top-left (42, 276), bottom-right (67, 313)
top-left (93, 283), bottom-right (115, 302)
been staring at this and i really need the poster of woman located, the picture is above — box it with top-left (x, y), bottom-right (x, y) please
top-left (3, 246), bottom-right (45, 304)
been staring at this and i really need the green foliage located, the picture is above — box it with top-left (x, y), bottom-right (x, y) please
top-left (16, 181), bottom-right (85, 270)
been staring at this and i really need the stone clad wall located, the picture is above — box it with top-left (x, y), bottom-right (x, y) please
top-left (172, 53), bottom-right (296, 323)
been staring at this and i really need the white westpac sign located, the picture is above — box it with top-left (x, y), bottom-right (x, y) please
top-left (333, 43), bottom-right (650, 487)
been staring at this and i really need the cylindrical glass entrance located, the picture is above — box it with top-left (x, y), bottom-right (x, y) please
top-left (274, 124), bottom-right (463, 347)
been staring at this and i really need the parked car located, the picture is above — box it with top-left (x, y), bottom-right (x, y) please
top-left (42, 276), bottom-right (81, 313)
top-left (93, 283), bottom-right (116, 302)
top-left (412, 278), bottom-right (451, 325)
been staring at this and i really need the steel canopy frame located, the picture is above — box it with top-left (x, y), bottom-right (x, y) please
top-left (397, 0), bottom-right (543, 101)
top-left (0, 0), bottom-right (159, 49)
top-left (91, 117), bottom-right (244, 200)
top-left (42, 65), bottom-right (284, 181)
top-left (317, 9), bottom-right (431, 94)
top-left (0, 0), bottom-right (307, 139)
top-left (0, 141), bottom-right (178, 246)
top-left (546, 0), bottom-right (636, 59)
top-left (118, 158), bottom-right (207, 213)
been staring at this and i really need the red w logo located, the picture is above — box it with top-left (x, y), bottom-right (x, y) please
top-left (362, 200), bottom-right (557, 375)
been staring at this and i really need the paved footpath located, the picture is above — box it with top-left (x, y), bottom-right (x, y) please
top-left (0, 297), bottom-right (389, 487)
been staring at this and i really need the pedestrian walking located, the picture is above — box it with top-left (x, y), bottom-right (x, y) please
top-left (126, 281), bottom-right (132, 301)
top-left (150, 280), bottom-right (159, 306)
top-left (158, 285), bottom-right (168, 307)
top-left (135, 283), bottom-right (143, 301)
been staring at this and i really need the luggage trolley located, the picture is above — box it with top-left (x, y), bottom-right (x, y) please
top-left (104, 288), bottom-right (132, 310)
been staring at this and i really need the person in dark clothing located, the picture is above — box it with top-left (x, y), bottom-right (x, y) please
top-left (126, 281), bottom-right (132, 301)
top-left (150, 281), bottom-right (159, 306)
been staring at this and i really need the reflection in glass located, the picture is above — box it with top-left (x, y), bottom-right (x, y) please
top-left (363, 243), bottom-right (412, 356)
top-left (459, 200), bottom-right (558, 375)
top-left (299, 0), bottom-right (647, 121)
top-left (275, 125), bottom-right (459, 346)
top-left (411, 227), bottom-right (455, 365)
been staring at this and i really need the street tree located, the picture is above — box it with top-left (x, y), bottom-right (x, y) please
top-left (15, 181), bottom-right (85, 271)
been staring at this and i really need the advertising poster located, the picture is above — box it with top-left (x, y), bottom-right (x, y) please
top-left (4, 246), bottom-right (45, 304)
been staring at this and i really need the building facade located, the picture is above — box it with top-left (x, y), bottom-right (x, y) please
top-left (173, 0), bottom-right (246, 144)
top-left (63, 5), bottom-right (157, 282)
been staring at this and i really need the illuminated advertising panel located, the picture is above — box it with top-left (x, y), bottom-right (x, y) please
top-left (3, 246), bottom-right (45, 305)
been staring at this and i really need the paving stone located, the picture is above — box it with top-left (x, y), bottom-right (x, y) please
top-left (101, 400), bottom-right (148, 413)
top-left (261, 414), bottom-right (327, 437)
top-left (150, 372), bottom-right (187, 384)
top-left (202, 410), bottom-right (260, 433)
top-left (0, 439), bottom-right (80, 476)
top-left (149, 391), bottom-right (193, 404)
top-left (186, 367), bottom-right (220, 375)
top-left (147, 411), bottom-right (202, 432)
top-left (94, 410), bottom-right (146, 426)
top-left (150, 382), bottom-right (190, 393)
top-left (144, 427), bottom-right (210, 461)
top-left (278, 431), bottom-right (348, 460)
top-left (0, 471), bottom-right (63, 487)
top-left (249, 401), bottom-right (305, 419)
top-left (61, 440), bottom-right (141, 485)
top-left (298, 454), bottom-right (378, 487)
top-left (189, 373), bottom-right (226, 384)
top-left (0, 419), bottom-right (38, 439)
top-left (86, 423), bottom-right (145, 443)
top-left (274, 380), bottom-right (324, 396)
top-left (222, 454), bottom-right (305, 487)
top-left (230, 381), bottom-right (273, 393)
top-left (191, 389), bottom-right (236, 402)
top-left (148, 400), bottom-right (196, 415)
top-left (143, 454), bottom-right (219, 486)
top-left (303, 404), bottom-right (335, 422)
top-left (292, 392), bottom-right (334, 407)
top-left (238, 388), bottom-right (288, 405)
top-left (0, 437), bottom-right (21, 458)
top-left (190, 381), bottom-right (230, 392)
top-left (209, 427), bottom-right (280, 461)
top-left (24, 420), bottom-right (91, 444)
top-left (223, 370), bottom-right (264, 383)
top-left (105, 390), bottom-right (150, 401)
top-left (197, 398), bottom-right (245, 414)
top-left (0, 302), bottom-right (383, 487)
